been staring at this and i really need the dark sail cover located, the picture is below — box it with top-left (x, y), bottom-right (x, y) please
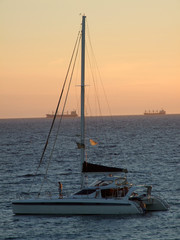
top-left (82, 162), bottom-right (128, 173)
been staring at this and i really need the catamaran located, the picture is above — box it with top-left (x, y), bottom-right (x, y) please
top-left (12, 15), bottom-right (169, 215)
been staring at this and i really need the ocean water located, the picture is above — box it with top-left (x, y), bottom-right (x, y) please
top-left (0, 115), bottom-right (180, 240)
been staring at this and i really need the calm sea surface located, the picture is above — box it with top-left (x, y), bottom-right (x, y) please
top-left (0, 115), bottom-right (180, 240)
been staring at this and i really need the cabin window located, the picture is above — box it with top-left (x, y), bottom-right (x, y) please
top-left (75, 189), bottom-right (96, 195)
top-left (101, 187), bottom-right (129, 198)
top-left (101, 188), bottom-right (117, 198)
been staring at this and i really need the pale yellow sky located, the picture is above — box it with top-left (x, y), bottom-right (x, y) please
top-left (1, 0), bottom-right (180, 118)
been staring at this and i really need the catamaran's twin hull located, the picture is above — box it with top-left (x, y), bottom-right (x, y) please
top-left (12, 199), bottom-right (143, 215)
top-left (142, 196), bottom-right (169, 211)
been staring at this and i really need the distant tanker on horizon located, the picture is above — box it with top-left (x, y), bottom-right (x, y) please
top-left (46, 110), bottom-right (78, 118)
top-left (144, 109), bottom-right (166, 115)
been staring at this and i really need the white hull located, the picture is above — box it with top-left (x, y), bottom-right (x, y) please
top-left (12, 198), bottom-right (143, 215)
top-left (142, 196), bottom-right (169, 211)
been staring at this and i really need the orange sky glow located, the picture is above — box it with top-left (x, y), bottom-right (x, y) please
top-left (1, 0), bottom-right (180, 118)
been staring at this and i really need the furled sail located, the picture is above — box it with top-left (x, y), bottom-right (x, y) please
top-left (82, 162), bottom-right (128, 173)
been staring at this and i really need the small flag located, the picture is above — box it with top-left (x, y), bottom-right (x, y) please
top-left (90, 139), bottom-right (98, 146)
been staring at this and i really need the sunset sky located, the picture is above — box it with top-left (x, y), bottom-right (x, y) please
top-left (1, 0), bottom-right (180, 118)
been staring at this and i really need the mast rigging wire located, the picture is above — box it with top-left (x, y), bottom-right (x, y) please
top-left (38, 30), bottom-right (81, 168)
top-left (28, 30), bottom-right (81, 194)
top-left (38, 35), bottom-right (81, 195)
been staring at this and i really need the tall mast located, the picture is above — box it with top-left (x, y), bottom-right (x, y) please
top-left (80, 15), bottom-right (86, 188)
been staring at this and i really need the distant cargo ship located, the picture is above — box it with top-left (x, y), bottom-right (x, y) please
top-left (144, 109), bottom-right (166, 115)
top-left (46, 110), bottom-right (78, 118)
